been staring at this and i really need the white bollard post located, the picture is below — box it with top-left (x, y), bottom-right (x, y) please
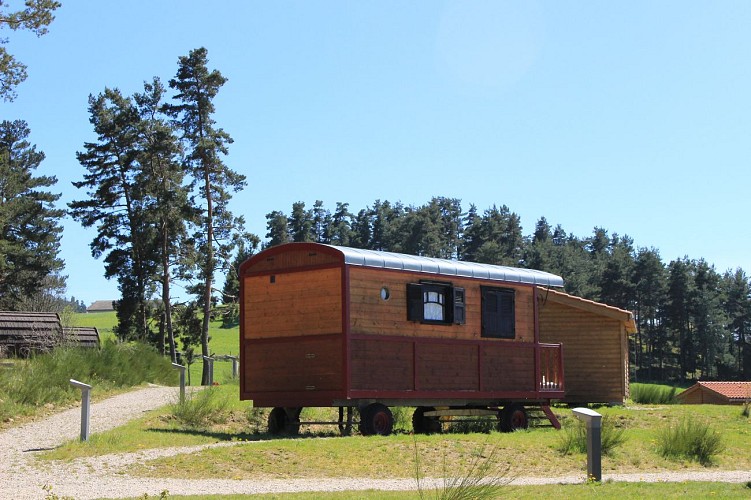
top-left (172, 363), bottom-right (186, 402)
top-left (69, 379), bottom-right (92, 441)
top-left (572, 407), bottom-right (602, 481)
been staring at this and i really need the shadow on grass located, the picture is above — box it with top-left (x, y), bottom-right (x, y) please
top-left (143, 427), bottom-right (342, 443)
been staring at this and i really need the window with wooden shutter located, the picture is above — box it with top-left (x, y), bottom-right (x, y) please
top-left (481, 286), bottom-right (515, 338)
top-left (407, 282), bottom-right (462, 325)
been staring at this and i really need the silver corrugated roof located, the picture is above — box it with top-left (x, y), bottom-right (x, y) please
top-left (327, 245), bottom-right (564, 287)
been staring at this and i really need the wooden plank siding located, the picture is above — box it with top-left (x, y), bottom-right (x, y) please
top-left (243, 247), bottom-right (341, 274)
top-left (538, 298), bottom-right (627, 403)
top-left (245, 335), bottom-right (343, 393)
top-left (239, 243), bottom-right (571, 407)
top-left (243, 267), bottom-right (343, 339)
top-left (348, 266), bottom-right (535, 342)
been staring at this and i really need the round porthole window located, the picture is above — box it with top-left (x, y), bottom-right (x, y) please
top-left (380, 287), bottom-right (390, 301)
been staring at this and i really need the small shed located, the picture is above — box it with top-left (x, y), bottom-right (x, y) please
top-left (87, 300), bottom-right (115, 313)
top-left (0, 311), bottom-right (63, 356)
top-left (63, 327), bottom-right (101, 348)
top-left (537, 288), bottom-right (637, 404)
top-left (677, 381), bottom-right (751, 405)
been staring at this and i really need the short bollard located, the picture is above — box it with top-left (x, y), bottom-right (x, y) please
top-left (69, 379), bottom-right (92, 441)
top-left (203, 356), bottom-right (214, 386)
top-left (172, 363), bottom-right (186, 402)
top-left (572, 407), bottom-right (602, 481)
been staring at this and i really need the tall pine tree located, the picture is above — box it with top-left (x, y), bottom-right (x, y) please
top-left (167, 47), bottom-right (246, 385)
top-left (0, 120), bottom-right (64, 309)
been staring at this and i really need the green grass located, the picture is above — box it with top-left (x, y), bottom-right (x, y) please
top-left (0, 341), bottom-right (176, 427)
top-left (40, 400), bottom-right (751, 482)
top-left (71, 311), bottom-right (240, 386)
top-left (119, 482), bottom-right (751, 499)
top-left (71, 311), bottom-right (118, 341)
top-left (630, 383), bottom-right (681, 404)
top-left (656, 415), bottom-right (725, 465)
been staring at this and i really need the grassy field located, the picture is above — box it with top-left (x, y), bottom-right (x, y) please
top-left (42, 381), bottom-right (751, 484)
top-left (127, 482), bottom-right (751, 499)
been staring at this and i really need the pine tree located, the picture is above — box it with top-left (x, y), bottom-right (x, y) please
top-left (134, 77), bottom-right (188, 360)
top-left (0, 120), bottom-right (64, 309)
top-left (288, 201), bottom-right (314, 242)
top-left (723, 269), bottom-right (751, 378)
top-left (632, 247), bottom-right (667, 380)
top-left (265, 210), bottom-right (290, 247)
top-left (167, 47), bottom-right (246, 385)
top-left (328, 202), bottom-right (353, 246)
top-left (70, 88), bottom-right (156, 341)
top-left (0, 0), bottom-right (61, 101)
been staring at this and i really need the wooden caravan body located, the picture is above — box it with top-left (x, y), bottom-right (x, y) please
top-left (240, 243), bottom-right (568, 422)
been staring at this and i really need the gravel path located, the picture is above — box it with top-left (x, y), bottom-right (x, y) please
top-left (1, 387), bottom-right (750, 499)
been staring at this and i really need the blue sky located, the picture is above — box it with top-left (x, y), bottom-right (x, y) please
top-left (5, 1), bottom-right (751, 306)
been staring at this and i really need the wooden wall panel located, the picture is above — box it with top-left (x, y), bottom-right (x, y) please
top-left (244, 248), bottom-right (340, 274)
top-left (350, 338), bottom-right (414, 391)
top-left (244, 336), bottom-right (342, 393)
top-left (243, 267), bottom-right (342, 339)
top-left (481, 345), bottom-right (536, 392)
top-left (538, 299), bottom-right (625, 403)
top-left (416, 343), bottom-right (479, 391)
top-left (348, 267), bottom-right (535, 342)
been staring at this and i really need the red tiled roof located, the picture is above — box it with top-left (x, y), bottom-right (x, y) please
top-left (695, 381), bottom-right (751, 400)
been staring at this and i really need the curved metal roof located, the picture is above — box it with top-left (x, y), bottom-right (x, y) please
top-left (326, 245), bottom-right (564, 287)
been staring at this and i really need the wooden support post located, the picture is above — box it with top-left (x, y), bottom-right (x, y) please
top-left (172, 363), bottom-right (186, 402)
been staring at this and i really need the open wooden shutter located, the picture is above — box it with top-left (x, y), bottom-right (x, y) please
top-left (453, 287), bottom-right (466, 325)
top-left (407, 283), bottom-right (424, 321)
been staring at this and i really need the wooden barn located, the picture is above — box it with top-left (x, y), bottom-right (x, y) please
top-left (677, 381), bottom-right (751, 405)
top-left (0, 311), bottom-right (63, 356)
top-left (239, 243), bottom-right (634, 435)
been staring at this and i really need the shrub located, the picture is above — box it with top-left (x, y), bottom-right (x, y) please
top-left (170, 387), bottom-right (230, 428)
top-left (0, 341), bottom-right (177, 417)
top-left (555, 416), bottom-right (627, 456)
top-left (630, 383), bottom-right (678, 404)
top-left (656, 416), bottom-right (724, 465)
top-left (414, 439), bottom-right (511, 500)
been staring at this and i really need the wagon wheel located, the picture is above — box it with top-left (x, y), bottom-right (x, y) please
top-left (359, 403), bottom-right (393, 436)
top-left (338, 406), bottom-right (354, 436)
top-left (412, 406), bottom-right (442, 434)
top-left (268, 407), bottom-right (302, 436)
top-left (499, 404), bottom-right (528, 433)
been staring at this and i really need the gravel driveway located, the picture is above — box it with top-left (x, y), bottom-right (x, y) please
top-left (1, 386), bottom-right (749, 499)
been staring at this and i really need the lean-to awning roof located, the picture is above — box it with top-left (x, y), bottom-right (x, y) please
top-left (327, 245), bottom-right (565, 288)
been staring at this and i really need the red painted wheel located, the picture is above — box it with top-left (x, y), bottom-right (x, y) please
top-left (359, 403), bottom-right (393, 436)
top-left (499, 404), bottom-right (528, 432)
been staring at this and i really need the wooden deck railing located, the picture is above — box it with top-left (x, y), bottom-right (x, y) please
top-left (538, 343), bottom-right (564, 392)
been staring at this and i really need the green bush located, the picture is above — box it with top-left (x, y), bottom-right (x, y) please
top-left (170, 387), bottom-right (230, 428)
top-left (631, 383), bottom-right (678, 404)
top-left (656, 416), bottom-right (724, 465)
top-left (555, 416), bottom-right (627, 456)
